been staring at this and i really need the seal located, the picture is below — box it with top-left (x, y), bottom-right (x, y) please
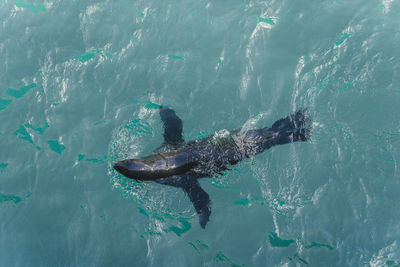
top-left (113, 107), bottom-right (311, 228)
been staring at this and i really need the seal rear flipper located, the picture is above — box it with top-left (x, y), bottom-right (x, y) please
top-left (156, 175), bottom-right (211, 229)
top-left (159, 106), bottom-right (184, 146)
top-left (271, 109), bottom-right (311, 142)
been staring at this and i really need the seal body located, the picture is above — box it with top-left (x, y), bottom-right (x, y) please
top-left (114, 123), bottom-right (307, 180)
top-left (113, 107), bottom-right (311, 228)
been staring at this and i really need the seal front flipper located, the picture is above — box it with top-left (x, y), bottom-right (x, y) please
top-left (185, 179), bottom-right (211, 229)
top-left (159, 106), bottom-right (184, 146)
top-left (156, 175), bottom-right (211, 229)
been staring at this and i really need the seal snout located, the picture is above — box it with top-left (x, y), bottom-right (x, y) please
top-left (113, 161), bottom-right (126, 173)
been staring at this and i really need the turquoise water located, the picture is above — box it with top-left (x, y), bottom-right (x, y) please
top-left (1, 0), bottom-right (400, 266)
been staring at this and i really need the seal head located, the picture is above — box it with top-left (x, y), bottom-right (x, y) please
top-left (113, 151), bottom-right (195, 180)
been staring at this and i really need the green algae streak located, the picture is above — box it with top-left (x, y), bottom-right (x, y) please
top-left (339, 82), bottom-right (354, 91)
top-left (187, 239), bottom-right (210, 254)
top-left (93, 120), bottom-right (106, 126)
top-left (144, 101), bottom-right (161, 109)
top-left (187, 242), bottom-right (201, 254)
top-left (288, 253), bottom-right (309, 265)
top-left (305, 241), bottom-right (334, 250)
top-left (233, 198), bottom-right (250, 206)
top-left (0, 163), bottom-right (8, 173)
top-left (13, 125), bottom-right (41, 150)
top-left (25, 121), bottom-right (49, 135)
top-left (0, 98), bottom-right (12, 111)
top-left (0, 193), bottom-right (22, 204)
top-left (385, 260), bottom-right (400, 267)
top-left (75, 50), bottom-right (104, 63)
top-left (196, 240), bottom-right (209, 250)
top-left (214, 251), bottom-right (243, 266)
top-left (215, 251), bottom-right (231, 263)
top-left (86, 155), bottom-right (107, 164)
top-left (166, 218), bottom-right (191, 236)
top-left (336, 32), bottom-right (351, 46)
top-left (48, 140), bottom-right (66, 154)
top-left (168, 55), bottom-right (185, 60)
top-left (268, 232), bottom-right (295, 247)
top-left (258, 17), bottom-right (275, 25)
top-left (137, 207), bottom-right (148, 217)
top-left (15, 0), bottom-right (47, 13)
top-left (7, 83), bottom-right (36, 98)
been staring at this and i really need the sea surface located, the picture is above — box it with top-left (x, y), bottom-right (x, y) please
top-left (1, 0), bottom-right (400, 266)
